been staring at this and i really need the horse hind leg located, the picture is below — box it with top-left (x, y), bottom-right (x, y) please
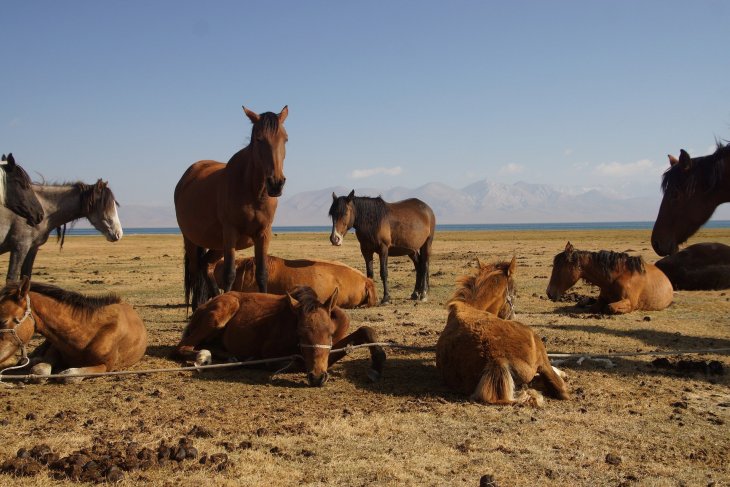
top-left (418, 238), bottom-right (432, 301)
top-left (409, 253), bottom-right (421, 300)
top-left (329, 326), bottom-right (386, 382)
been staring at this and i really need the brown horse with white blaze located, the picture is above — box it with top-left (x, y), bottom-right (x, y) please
top-left (0, 278), bottom-right (147, 381)
top-left (174, 105), bottom-right (288, 310)
top-left (173, 286), bottom-right (386, 387)
top-left (547, 242), bottom-right (673, 314)
top-left (652, 142), bottom-right (730, 256)
top-left (436, 258), bottom-right (569, 405)
top-left (210, 255), bottom-right (378, 308)
top-left (329, 191), bottom-right (435, 304)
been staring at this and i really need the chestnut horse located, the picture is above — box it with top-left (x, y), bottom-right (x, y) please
top-left (652, 142), bottom-right (730, 256)
top-left (210, 255), bottom-right (377, 308)
top-left (174, 105), bottom-right (288, 310)
top-left (546, 242), bottom-right (673, 314)
top-left (436, 257), bottom-right (569, 405)
top-left (173, 286), bottom-right (386, 387)
top-left (1, 153), bottom-right (44, 226)
top-left (329, 191), bottom-right (436, 304)
top-left (655, 242), bottom-right (730, 290)
top-left (0, 278), bottom-right (147, 382)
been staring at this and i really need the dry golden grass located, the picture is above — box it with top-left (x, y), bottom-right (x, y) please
top-left (0, 227), bottom-right (728, 486)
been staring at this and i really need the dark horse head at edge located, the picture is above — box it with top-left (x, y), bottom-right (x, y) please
top-left (1, 153), bottom-right (44, 226)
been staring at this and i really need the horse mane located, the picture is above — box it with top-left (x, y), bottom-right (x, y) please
top-left (661, 141), bottom-right (729, 197)
top-left (329, 195), bottom-right (388, 240)
top-left (0, 281), bottom-right (121, 320)
top-left (289, 286), bottom-right (323, 314)
top-left (448, 261), bottom-right (511, 307)
top-left (556, 248), bottom-right (645, 276)
top-left (251, 112), bottom-right (281, 140)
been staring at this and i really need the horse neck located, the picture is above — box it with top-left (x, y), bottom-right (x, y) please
top-left (578, 253), bottom-right (613, 287)
top-left (226, 148), bottom-right (267, 200)
top-left (32, 184), bottom-right (86, 230)
top-left (27, 291), bottom-right (95, 346)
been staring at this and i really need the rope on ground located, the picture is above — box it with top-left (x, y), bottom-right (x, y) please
top-left (0, 342), bottom-right (727, 383)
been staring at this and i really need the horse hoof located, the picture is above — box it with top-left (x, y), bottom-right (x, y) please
top-left (366, 368), bottom-right (381, 382)
top-left (410, 293), bottom-right (419, 300)
top-left (30, 363), bottom-right (52, 383)
top-left (419, 295), bottom-right (428, 303)
top-left (380, 297), bottom-right (391, 305)
top-left (58, 369), bottom-right (84, 384)
top-left (195, 350), bottom-right (213, 368)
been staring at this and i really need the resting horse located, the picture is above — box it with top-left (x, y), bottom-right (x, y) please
top-left (0, 278), bottom-right (147, 381)
top-left (652, 142), bottom-right (730, 256)
top-left (175, 105), bottom-right (288, 310)
top-left (1, 153), bottom-right (44, 226)
top-left (173, 286), bottom-right (386, 387)
top-left (329, 190), bottom-right (435, 304)
top-left (0, 179), bottom-right (123, 281)
top-left (655, 242), bottom-right (730, 290)
top-left (436, 257), bottom-right (569, 405)
top-left (210, 255), bottom-right (378, 308)
top-left (546, 242), bottom-right (673, 314)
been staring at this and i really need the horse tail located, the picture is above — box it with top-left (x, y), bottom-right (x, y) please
top-left (470, 360), bottom-right (517, 404)
top-left (184, 245), bottom-right (211, 312)
top-left (536, 341), bottom-right (570, 400)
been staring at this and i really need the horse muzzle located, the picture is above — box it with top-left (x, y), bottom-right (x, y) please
top-left (307, 371), bottom-right (329, 387)
top-left (651, 237), bottom-right (677, 257)
top-left (546, 287), bottom-right (559, 301)
top-left (265, 177), bottom-right (286, 197)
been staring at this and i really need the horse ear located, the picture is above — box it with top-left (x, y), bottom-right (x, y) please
top-left (278, 105), bottom-right (288, 123)
top-left (18, 276), bottom-right (31, 300)
top-left (507, 256), bottom-right (516, 276)
top-left (332, 192), bottom-right (337, 201)
top-left (347, 190), bottom-right (355, 201)
top-left (323, 287), bottom-right (339, 312)
top-left (565, 241), bottom-right (574, 252)
top-left (6, 153), bottom-right (15, 166)
top-left (242, 106), bottom-right (260, 124)
top-left (1, 154), bottom-right (5, 162)
top-left (286, 292), bottom-right (299, 312)
top-left (678, 149), bottom-right (691, 166)
top-left (668, 154), bottom-right (679, 166)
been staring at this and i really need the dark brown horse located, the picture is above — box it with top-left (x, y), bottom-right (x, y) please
top-left (173, 286), bottom-right (386, 387)
top-left (0, 278), bottom-right (147, 382)
top-left (328, 191), bottom-right (436, 304)
top-left (210, 255), bottom-right (378, 308)
top-left (547, 242), bottom-right (673, 314)
top-left (655, 242), bottom-right (730, 290)
top-left (174, 105), bottom-right (288, 310)
top-left (652, 142), bottom-right (730, 256)
top-left (436, 258), bottom-right (569, 405)
top-left (1, 153), bottom-right (43, 226)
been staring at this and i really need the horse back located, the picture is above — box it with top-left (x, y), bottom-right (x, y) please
top-left (383, 198), bottom-right (435, 250)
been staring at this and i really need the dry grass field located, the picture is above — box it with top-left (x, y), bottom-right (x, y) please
top-left (0, 227), bottom-right (728, 486)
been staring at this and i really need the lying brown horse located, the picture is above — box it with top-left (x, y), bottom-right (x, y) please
top-left (1, 153), bottom-right (44, 226)
top-left (210, 255), bottom-right (377, 308)
top-left (329, 191), bottom-right (436, 304)
top-left (173, 286), bottom-right (386, 387)
top-left (547, 242), bottom-right (673, 314)
top-left (0, 278), bottom-right (147, 381)
top-left (655, 242), bottom-right (730, 290)
top-left (652, 142), bottom-right (730, 256)
top-left (174, 105), bottom-right (288, 310)
top-left (437, 257), bottom-right (569, 405)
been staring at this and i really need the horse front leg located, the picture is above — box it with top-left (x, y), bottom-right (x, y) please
top-left (379, 247), bottom-right (390, 304)
top-left (606, 298), bottom-right (634, 314)
top-left (174, 295), bottom-right (241, 366)
top-left (362, 248), bottom-right (374, 280)
top-left (253, 232), bottom-right (270, 293)
top-left (419, 240), bottom-right (432, 302)
top-left (20, 247), bottom-right (39, 279)
top-left (328, 326), bottom-right (386, 382)
top-left (6, 247), bottom-right (29, 282)
top-left (221, 247), bottom-right (236, 293)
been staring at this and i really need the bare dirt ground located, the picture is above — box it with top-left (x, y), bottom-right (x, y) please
top-left (0, 228), bottom-right (728, 486)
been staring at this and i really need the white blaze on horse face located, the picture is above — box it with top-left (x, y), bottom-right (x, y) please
top-left (89, 201), bottom-right (123, 242)
top-left (330, 226), bottom-right (344, 246)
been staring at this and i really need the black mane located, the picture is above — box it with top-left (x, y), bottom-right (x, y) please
top-left (329, 195), bottom-right (388, 241)
top-left (555, 248), bottom-right (645, 276)
top-left (0, 281), bottom-right (121, 320)
top-left (289, 286), bottom-right (323, 313)
top-left (661, 142), bottom-right (729, 197)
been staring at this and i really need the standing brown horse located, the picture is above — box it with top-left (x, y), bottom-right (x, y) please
top-left (173, 286), bottom-right (386, 387)
top-left (210, 255), bottom-right (378, 308)
top-left (436, 258), bottom-right (569, 405)
top-left (175, 105), bottom-right (288, 310)
top-left (0, 278), bottom-right (147, 381)
top-left (652, 142), bottom-right (730, 256)
top-left (328, 191), bottom-right (436, 304)
top-left (546, 242), bottom-right (673, 314)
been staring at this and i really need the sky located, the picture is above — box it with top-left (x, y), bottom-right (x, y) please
top-left (2, 1), bottom-right (729, 215)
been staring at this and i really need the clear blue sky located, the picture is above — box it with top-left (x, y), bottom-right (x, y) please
top-left (2, 1), bottom-right (729, 207)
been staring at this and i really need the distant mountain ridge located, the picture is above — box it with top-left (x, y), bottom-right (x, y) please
top-left (109, 179), bottom-right (730, 228)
